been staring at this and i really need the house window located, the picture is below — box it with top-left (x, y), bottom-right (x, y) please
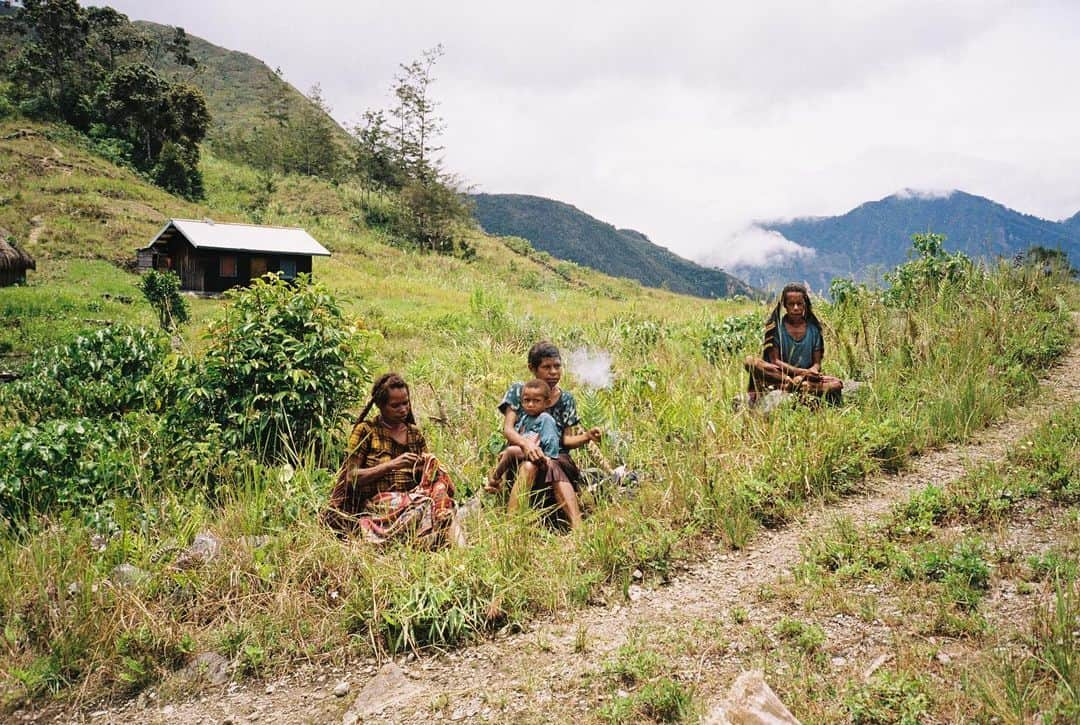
top-left (219, 255), bottom-right (237, 278)
top-left (279, 258), bottom-right (297, 280)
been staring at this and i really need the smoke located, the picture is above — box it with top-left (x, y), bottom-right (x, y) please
top-left (697, 225), bottom-right (816, 270)
top-left (567, 347), bottom-right (613, 389)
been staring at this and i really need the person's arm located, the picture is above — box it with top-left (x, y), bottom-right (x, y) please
top-left (766, 346), bottom-right (818, 380)
top-left (562, 424), bottom-right (602, 450)
top-left (347, 451), bottom-right (420, 488)
top-left (502, 407), bottom-right (543, 461)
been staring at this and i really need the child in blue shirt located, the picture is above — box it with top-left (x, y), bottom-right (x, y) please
top-left (485, 378), bottom-right (560, 493)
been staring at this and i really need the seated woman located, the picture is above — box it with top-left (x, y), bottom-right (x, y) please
top-left (744, 283), bottom-right (843, 403)
top-left (492, 341), bottom-right (601, 530)
top-left (323, 372), bottom-right (464, 547)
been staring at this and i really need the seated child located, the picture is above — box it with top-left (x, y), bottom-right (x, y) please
top-left (485, 378), bottom-right (561, 493)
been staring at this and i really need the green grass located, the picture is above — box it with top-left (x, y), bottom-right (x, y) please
top-left (0, 118), bottom-right (1077, 710)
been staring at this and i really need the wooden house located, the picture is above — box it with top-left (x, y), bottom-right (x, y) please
top-left (0, 235), bottom-right (36, 287)
top-left (137, 219), bottom-right (331, 293)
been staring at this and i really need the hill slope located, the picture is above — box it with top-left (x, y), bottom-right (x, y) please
top-left (472, 193), bottom-right (754, 299)
top-left (0, 120), bottom-right (724, 354)
top-left (741, 190), bottom-right (1080, 290)
top-left (136, 21), bottom-right (353, 147)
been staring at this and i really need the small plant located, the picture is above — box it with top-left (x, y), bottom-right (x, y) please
top-left (138, 270), bottom-right (189, 331)
top-left (701, 312), bottom-right (759, 364)
top-left (574, 623), bottom-right (590, 654)
top-left (773, 617), bottom-right (826, 653)
top-left (845, 670), bottom-right (930, 724)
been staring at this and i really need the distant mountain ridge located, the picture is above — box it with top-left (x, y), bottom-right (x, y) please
top-left (471, 193), bottom-right (755, 299)
top-left (741, 190), bottom-right (1080, 291)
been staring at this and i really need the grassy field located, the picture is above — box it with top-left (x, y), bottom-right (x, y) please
top-left (0, 119), bottom-right (1076, 714)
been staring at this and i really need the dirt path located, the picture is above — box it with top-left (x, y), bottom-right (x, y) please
top-left (52, 318), bottom-right (1080, 724)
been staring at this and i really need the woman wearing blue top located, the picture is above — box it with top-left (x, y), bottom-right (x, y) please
top-left (491, 341), bottom-right (600, 529)
top-left (744, 283), bottom-right (843, 403)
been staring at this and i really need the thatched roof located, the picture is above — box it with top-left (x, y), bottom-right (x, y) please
top-left (0, 235), bottom-right (36, 273)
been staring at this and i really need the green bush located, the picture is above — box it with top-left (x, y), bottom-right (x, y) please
top-left (2, 325), bottom-right (167, 423)
top-left (164, 274), bottom-right (369, 463)
top-left (0, 418), bottom-right (139, 523)
top-left (701, 312), bottom-right (759, 364)
top-left (138, 270), bottom-right (189, 330)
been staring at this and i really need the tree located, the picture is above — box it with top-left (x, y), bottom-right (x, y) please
top-left (391, 44), bottom-right (445, 181)
top-left (351, 108), bottom-right (401, 190)
top-left (2, 2), bottom-right (210, 197)
top-left (2, 0), bottom-right (92, 120)
top-left (282, 83), bottom-right (339, 178)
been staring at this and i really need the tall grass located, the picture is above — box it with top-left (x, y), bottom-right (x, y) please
top-left (1, 258), bottom-right (1072, 707)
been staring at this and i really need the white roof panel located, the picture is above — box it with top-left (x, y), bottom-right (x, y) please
top-left (164, 219), bottom-right (330, 256)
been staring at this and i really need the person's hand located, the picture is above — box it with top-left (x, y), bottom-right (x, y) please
top-left (389, 452), bottom-right (421, 471)
top-left (586, 427), bottom-right (603, 443)
top-left (522, 440), bottom-right (544, 462)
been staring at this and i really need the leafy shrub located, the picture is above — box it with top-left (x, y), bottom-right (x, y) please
top-left (138, 270), bottom-right (189, 330)
top-left (829, 276), bottom-right (871, 306)
top-left (618, 317), bottom-right (665, 350)
top-left (2, 325), bottom-right (167, 423)
top-left (0, 418), bottom-right (139, 523)
top-left (701, 312), bottom-right (759, 364)
top-left (164, 274), bottom-right (369, 462)
top-left (883, 232), bottom-right (977, 308)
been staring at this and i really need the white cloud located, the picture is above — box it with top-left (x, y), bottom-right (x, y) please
top-left (893, 188), bottom-right (956, 200)
top-left (699, 226), bottom-right (815, 270)
top-left (89, 1), bottom-right (1080, 262)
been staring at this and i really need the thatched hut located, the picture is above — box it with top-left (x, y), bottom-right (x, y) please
top-left (0, 235), bottom-right (36, 287)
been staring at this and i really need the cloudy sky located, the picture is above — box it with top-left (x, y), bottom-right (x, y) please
top-left (91, 1), bottom-right (1080, 267)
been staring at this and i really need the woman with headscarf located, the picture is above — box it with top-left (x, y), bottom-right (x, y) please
top-left (743, 283), bottom-right (843, 403)
top-left (323, 372), bottom-right (464, 547)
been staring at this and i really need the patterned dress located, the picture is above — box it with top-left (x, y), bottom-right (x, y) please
top-left (323, 416), bottom-right (456, 544)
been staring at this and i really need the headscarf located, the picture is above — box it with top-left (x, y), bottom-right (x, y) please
top-left (762, 283), bottom-right (824, 359)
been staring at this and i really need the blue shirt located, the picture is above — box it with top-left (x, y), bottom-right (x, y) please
top-left (777, 319), bottom-right (823, 370)
top-left (515, 412), bottom-right (561, 459)
top-left (499, 382), bottom-right (581, 454)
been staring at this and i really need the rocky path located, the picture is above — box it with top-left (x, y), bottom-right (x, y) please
top-left (52, 317), bottom-right (1080, 724)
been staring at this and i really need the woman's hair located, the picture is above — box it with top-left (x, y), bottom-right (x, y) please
top-left (527, 340), bottom-right (561, 370)
top-left (355, 372), bottom-right (415, 425)
top-left (775, 282), bottom-right (821, 327)
top-left (761, 282), bottom-right (823, 357)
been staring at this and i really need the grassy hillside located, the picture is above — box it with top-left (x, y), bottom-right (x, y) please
top-left (472, 193), bottom-right (756, 299)
top-left (0, 119), bottom-right (722, 357)
top-left (752, 190), bottom-right (1080, 291)
top-left (136, 21), bottom-right (354, 149)
top-left (0, 120), bottom-right (1076, 716)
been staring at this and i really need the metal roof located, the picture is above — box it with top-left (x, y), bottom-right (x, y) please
top-left (144, 219), bottom-right (331, 257)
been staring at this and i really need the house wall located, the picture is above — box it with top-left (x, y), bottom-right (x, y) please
top-left (144, 235), bottom-right (313, 293)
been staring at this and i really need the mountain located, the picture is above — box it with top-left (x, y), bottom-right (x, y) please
top-left (471, 193), bottom-right (755, 299)
top-left (741, 190), bottom-right (1080, 291)
top-left (1063, 210), bottom-right (1080, 234)
top-left (136, 21), bottom-right (353, 147)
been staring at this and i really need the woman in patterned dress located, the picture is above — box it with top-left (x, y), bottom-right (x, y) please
top-left (496, 341), bottom-right (601, 530)
top-left (323, 373), bottom-right (464, 547)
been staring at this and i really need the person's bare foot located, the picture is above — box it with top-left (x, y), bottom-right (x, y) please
top-left (484, 478), bottom-right (503, 495)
